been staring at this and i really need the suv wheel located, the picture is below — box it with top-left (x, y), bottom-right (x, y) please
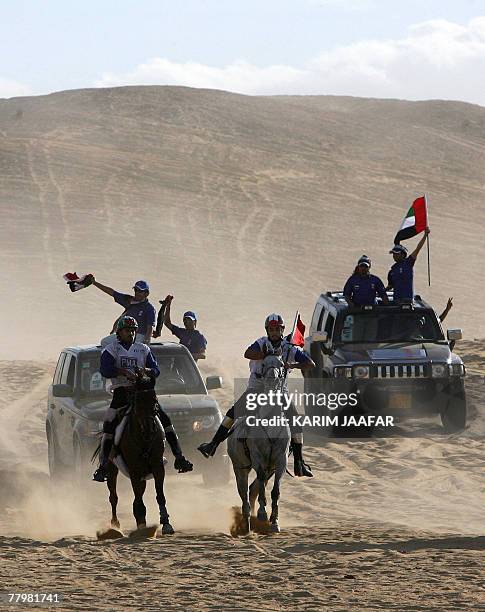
top-left (440, 381), bottom-right (466, 433)
top-left (47, 426), bottom-right (67, 481)
top-left (73, 437), bottom-right (90, 484)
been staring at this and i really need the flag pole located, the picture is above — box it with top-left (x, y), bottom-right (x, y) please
top-left (289, 310), bottom-right (299, 341)
top-left (283, 311), bottom-right (299, 381)
top-left (425, 194), bottom-right (431, 286)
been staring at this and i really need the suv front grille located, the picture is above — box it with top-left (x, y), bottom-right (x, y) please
top-left (373, 364), bottom-right (428, 379)
top-left (166, 410), bottom-right (192, 434)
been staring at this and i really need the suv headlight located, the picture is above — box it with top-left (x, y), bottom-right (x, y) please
top-left (449, 363), bottom-right (465, 377)
top-left (431, 363), bottom-right (448, 378)
top-left (334, 366), bottom-right (352, 378)
top-left (353, 365), bottom-right (370, 379)
top-left (192, 415), bottom-right (216, 431)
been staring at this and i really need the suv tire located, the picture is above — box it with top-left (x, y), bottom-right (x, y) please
top-left (440, 380), bottom-right (466, 433)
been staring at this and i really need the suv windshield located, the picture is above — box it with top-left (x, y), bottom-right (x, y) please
top-left (78, 350), bottom-right (205, 398)
top-left (338, 311), bottom-right (444, 343)
top-left (152, 351), bottom-right (205, 395)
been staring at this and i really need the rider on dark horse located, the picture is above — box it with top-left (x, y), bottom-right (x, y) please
top-left (198, 313), bottom-right (315, 477)
top-left (93, 315), bottom-right (192, 482)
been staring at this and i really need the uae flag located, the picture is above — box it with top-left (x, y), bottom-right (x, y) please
top-left (289, 312), bottom-right (306, 347)
top-left (394, 196), bottom-right (428, 243)
top-left (63, 272), bottom-right (93, 292)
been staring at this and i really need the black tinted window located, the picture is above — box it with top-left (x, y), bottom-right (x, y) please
top-left (66, 356), bottom-right (76, 387)
top-left (54, 353), bottom-right (66, 384)
top-left (317, 308), bottom-right (326, 331)
top-left (79, 357), bottom-right (109, 397)
top-left (325, 314), bottom-right (335, 338)
top-left (152, 351), bottom-right (205, 395)
top-left (60, 354), bottom-right (73, 385)
top-left (339, 312), bottom-right (443, 343)
top-left (78, 350), bottom-right (205, 397)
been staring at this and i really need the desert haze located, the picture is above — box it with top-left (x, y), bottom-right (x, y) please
top-left (0, 86), bottom-right (483, 360)
top-left (0, 87), bottom-right (484, 610)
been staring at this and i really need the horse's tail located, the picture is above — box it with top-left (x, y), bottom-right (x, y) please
top-left (91, 442), bottom-right (101, 464)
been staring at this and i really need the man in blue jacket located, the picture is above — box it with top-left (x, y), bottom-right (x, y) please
top-left (160, 295), bottom-right (207, 361)
top-left (387, 228), bottom-right (430, 302)
top-left (343, 256), bottom-right (389, 306)
top-left (90, 276), bottom-right (156, 344)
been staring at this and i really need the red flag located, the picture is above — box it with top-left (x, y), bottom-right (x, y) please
top-left (63, 272), bottom-right (93, 292)
top-left (289, 313), bottom-right (306, 347)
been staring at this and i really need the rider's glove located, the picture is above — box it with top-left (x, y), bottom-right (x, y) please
top-left (174, 455), bottom-right (193, 473)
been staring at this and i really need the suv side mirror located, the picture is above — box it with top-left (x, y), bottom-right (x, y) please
top-left (447, 329), bottom-right (463, 341)
top-left (52, 383), bottom-right (73, 398)
top-left (312, 332), bottom-right (328, 343)
top-left (206, 376), bottom-right (222, 390)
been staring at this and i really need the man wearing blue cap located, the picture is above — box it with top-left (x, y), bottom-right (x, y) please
top-left (161, 295), bottom-right (207, 361)
top-left (387, 229), bottom-right (430, 302)
top-left (90, 275), bottom-right (156, 344)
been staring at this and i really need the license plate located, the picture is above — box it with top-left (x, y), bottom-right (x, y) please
top-left (388, 393), bottom-right (412, 410)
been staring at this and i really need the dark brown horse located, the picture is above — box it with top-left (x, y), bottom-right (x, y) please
top-left (103, 380), bottom-right (191, 535)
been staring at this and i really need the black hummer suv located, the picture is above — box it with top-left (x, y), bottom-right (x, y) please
top-left (303, 292), bottom-right (466, 432)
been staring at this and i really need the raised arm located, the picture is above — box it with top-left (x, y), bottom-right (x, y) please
top-left (410, 228), bottom-right (430, 260)
top-left (439, 297), bottom-right (453, 323)
top-left (163, 295), bottom-right (175, 331)
top-left (92, 278), bottom-right (115, 297)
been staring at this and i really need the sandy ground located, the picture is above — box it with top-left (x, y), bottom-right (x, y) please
top-left (0, 341), bottom-right (484, 610)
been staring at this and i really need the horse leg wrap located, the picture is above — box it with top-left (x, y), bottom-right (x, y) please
top-left (291, 441), bottom-right (313, 477)
top-left (159, 507), bottom-right (170, 525)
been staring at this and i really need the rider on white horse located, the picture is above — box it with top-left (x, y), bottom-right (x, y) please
top-left (93, 315), bottom-right (192, 482)
top-left (198, 314), bottom-right (315, 477)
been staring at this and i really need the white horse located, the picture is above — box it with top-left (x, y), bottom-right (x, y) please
top-left (227, 355), bottom-right (291, 534)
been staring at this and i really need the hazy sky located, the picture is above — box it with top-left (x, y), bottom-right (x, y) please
top-left (1, 0), bottom-right (485, 105)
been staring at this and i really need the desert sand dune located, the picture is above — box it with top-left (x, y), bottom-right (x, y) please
top-left (0, 87), bottom-right (483, 361)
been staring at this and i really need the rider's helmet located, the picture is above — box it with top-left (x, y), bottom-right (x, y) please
top-left (116, 315), bottom-right (139, 333)
top-left (265, 313), bottom-right (285, 334)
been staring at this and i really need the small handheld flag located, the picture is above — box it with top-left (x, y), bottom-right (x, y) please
top-left (63, 272), bottom-right (94, 292)
top-left (288, 312), bottom-right (306, 347)
top-left (394, 196), bottom-right (428, 243)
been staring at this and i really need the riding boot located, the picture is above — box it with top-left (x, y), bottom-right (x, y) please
top-left (291, 441), bottom-right (313, 477)
top-left (92, 435), bottom-right (113, 482)
top-left (162, 429), bottom-right (193, 472)
top-left (197, 423), bottom-right (231, 458)
top-left (165, 430), bottom-right (182, 457)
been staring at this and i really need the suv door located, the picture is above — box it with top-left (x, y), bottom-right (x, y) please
top-left (50, 352), bottom-right (66, 438)
top-left (55, 353), bottom-right (77, 457)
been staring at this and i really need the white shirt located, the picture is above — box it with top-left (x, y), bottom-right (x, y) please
top-left (102, 340), bottom-right (151, 390)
